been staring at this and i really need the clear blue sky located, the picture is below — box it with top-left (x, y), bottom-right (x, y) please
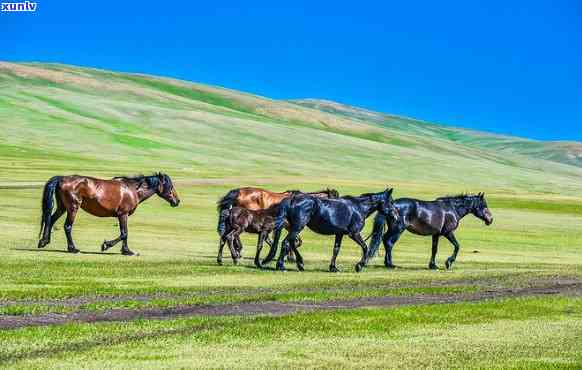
top-left (2, 1), bottom-right (581, 141)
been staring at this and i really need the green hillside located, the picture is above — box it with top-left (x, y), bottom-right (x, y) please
top-left (291, 98), bottom-right (582, 168)
top-left (0, 61), bottom-right (581, 197)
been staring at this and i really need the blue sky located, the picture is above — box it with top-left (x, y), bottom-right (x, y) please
top-left (2, 1), bottom-right (581, 141)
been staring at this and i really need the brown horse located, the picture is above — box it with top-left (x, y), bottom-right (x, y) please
top-left (217, 204), bottom-right (302, 267)
top-left (216, 187), bottom-right (339, 260)
top-left (37, 173), bottom-right (180, 255)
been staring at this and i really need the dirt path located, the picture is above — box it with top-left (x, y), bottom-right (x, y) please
top-left (0, 276), bottom-right (499, 309)
top-left (1, 282), bottom-right (580, 330)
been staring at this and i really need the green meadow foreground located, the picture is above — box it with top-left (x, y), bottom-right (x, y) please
top-left (0, 62), bottom-right (581, 368)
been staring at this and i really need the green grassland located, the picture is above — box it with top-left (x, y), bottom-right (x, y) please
top-left (0, 62), bottom-right (581, 368)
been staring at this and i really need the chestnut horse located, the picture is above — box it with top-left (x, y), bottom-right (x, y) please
top-left (216, 187), bottom-right (339, 235)
top-left (37, 173), bottom-right (180, 255)
top-left (216, 187), bottom-right (339, 261)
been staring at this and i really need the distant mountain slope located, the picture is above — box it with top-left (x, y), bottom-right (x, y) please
top-left (0, 62), bottom-right (580, 197)
top-left (290, 99), bottom-right (582, 168)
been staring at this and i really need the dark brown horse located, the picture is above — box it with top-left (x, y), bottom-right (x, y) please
top-left (367, 193), bottom-right (493, 269)
top-left (216, 187), bottom-right (339, 260)
top-left (217, 204), bottom-right (299, 267)
top-left (37, 173), bottom-right (180, 255)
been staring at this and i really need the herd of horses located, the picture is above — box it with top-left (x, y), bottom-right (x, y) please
top-left (37, 173), bottom-right (493, 272)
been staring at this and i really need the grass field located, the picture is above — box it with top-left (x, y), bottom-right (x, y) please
top-left (0, 62), bottom-right (581, 369)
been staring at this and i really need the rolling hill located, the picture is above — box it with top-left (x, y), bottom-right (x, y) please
top-left (0, 61), bottom-right (581, 198)
top-left (290, 99), bottom-right (582, 168)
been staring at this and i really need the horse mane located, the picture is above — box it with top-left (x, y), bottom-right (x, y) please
top-left (112, 174), bottom-right (147, 182)
top-left (321, 188), bottom-right (340, 198)
top-left (112, 173), bottom-right (163, 189)
top-left (341, 192), bottom-right (379, 202)
top-left (436, 193), bottom-right (484, 209)
top-left (435, 193), bottom-right (479, 201)
top-left (285, 189), bottom-right (302, 195)
top-left (285, 189), bottom-right (340, 198)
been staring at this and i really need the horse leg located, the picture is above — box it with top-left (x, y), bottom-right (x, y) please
top-left (235, 235), bottom-right (243, 257)
top-left (39, 201), bottom-right (65, 248)
top-left (226, 228), bottom-right (242, 264)
top-left (284, 226), bottom-right (297, 262)
top-left (329, 234), bottom-right (344, 272)
top-left (287, 234), bottom-right (303, 262)
top-left (117, 214), bottom-right (135, 256)
top-left (217, 235), bottom-right (227, 265)
top-left (444, 232), bottom-right (461, 270)
top-left (291, 241), bottom-right (304, 271)
top-left (295, 235), bottom-right (303, 249)
top-left (429, 235), bottom-right (439, 270)
top-left (349, 233), bottom-right (370, 272)
top-left (264, 234), bottom-right (273, 248)
top-left (276, 231), bottom-right (299, 271)
top-left (101, 214), bottom-right (127, 252)
top-left (381, 227), bottom-right (404, 269)
top-left (64, 207), bottom-right (79, 253)
top-left (254, 232), bottom-right (267, 268)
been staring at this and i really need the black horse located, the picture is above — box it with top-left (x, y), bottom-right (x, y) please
top-left (261, 188), bottom-right (398, 272)
top-left (367, 193), bottom-right (493, 270)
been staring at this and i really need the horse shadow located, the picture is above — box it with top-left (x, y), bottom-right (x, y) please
top-left (12, 248), bottom-right (120, 256)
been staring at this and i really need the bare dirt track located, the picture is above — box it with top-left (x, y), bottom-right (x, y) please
top-left (1, 281), bottom-right (580, 330)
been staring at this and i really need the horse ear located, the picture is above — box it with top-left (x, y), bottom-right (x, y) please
top-left (386, 188), bottom-right (393, 196)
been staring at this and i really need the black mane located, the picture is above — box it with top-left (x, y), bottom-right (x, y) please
top-left (436, 194), bottom-right (486, 212)
top-left (113, 173), bottom-right (166, 190)
top-left (286, 189), bottom-right (340, 198)
top-left (342, 191), bottom-right (383, 202)
top-left (112, 174), bottom-right (146, 182)
top-left (285, 189), bottom-right (302, 195)
top-left (435, 193), bottom-right (482, 202)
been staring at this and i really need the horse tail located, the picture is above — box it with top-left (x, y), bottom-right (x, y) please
top-left (216, 189), bottom-right (239, 235)
top-left (39, 176), bottom-right (62, 239)
top-left (262, 197), bottom-right (291, 265)
top-left (367, 212), bottom-right (387, 258)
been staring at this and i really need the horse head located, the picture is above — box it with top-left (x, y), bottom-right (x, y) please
top-left (379, 188), bottom-right (398, 223)
top-left (471, 192), bottom-right (493, 225)
top-left (155, 173), bottom-right (180, 207)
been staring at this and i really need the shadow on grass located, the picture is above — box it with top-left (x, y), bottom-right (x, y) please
top-left (12, 248), bottom-right (120, 256)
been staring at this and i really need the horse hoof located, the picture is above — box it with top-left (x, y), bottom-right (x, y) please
top-left (68, 247), bottom-right (80, 254)
top-left (37, 240), bottom-right (48, 249)
top-left (297, 263), bottom-right (305, 272)
top-left (217, 259), bottom-right (223, 266)
top-left (233, 259), bottom-right (240, 266)
top-left (122, 250), bottom-right (135, 256)
top-left (276, 264), bottom-right (286, 271)
top-left (329, 265), bottom-right (339, 273)
top-left (385, 263), bottom-right (396, 269)
top-left (428, 263), bottom-right (438, 270)
top-left (355, 263), bottom-right (365, 273)
top-left (101, 241), bottom-right (110, 252)
top-left (445, 259), bottom-right (453, 270)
